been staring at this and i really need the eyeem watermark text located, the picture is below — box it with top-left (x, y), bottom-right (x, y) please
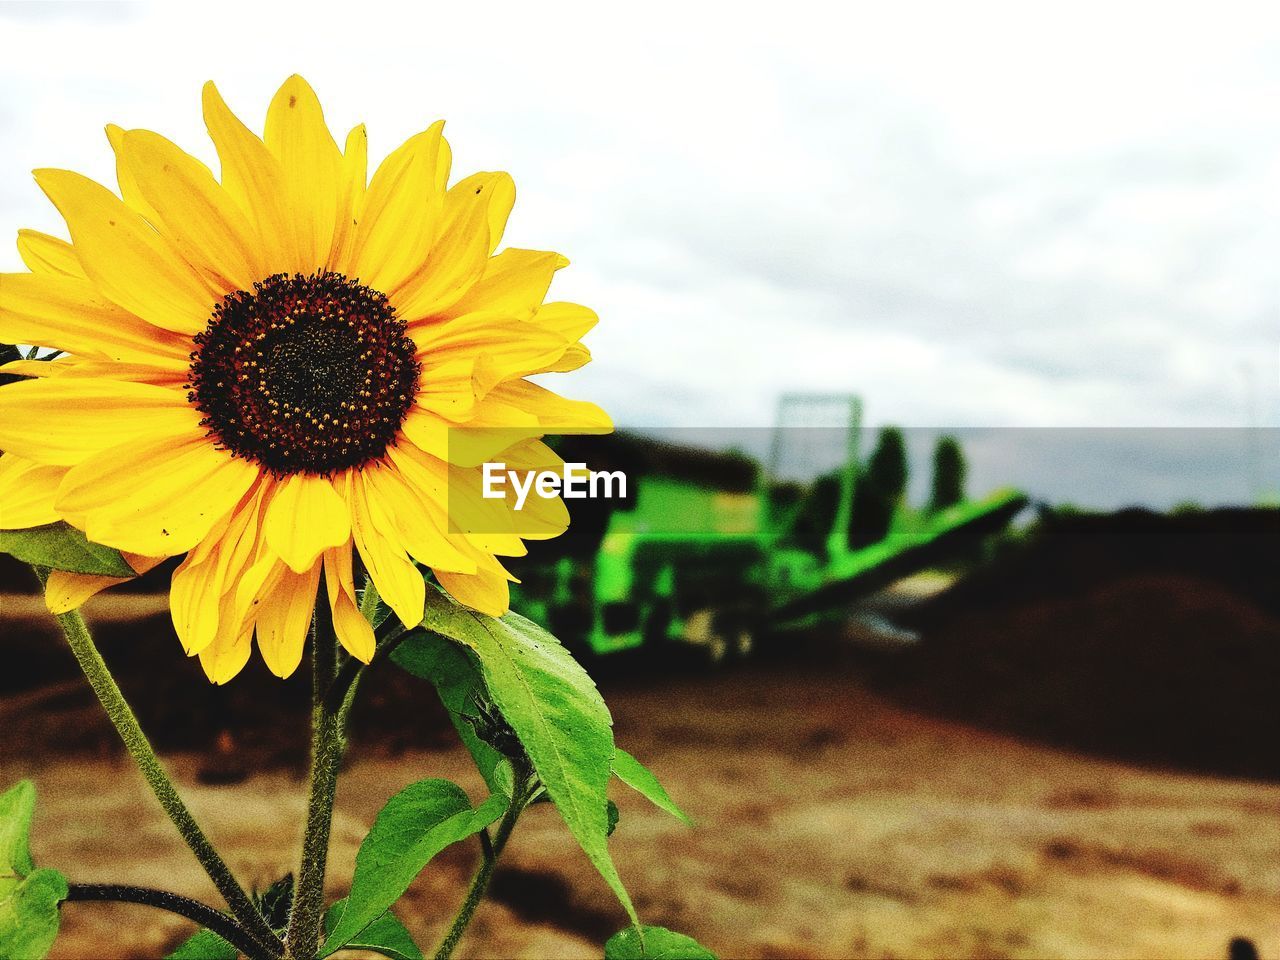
top-left (481, 462), bottom-right (627, 510)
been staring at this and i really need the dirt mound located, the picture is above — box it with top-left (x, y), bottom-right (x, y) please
top-left (874, 508), bottom-right (1280, 781)
top-left (0, 600), bottom-right (461, 770)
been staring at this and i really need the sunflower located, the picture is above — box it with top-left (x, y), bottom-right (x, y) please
top-left (0, 76), bottom-right (608, 683)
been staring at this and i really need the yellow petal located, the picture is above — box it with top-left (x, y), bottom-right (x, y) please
top-left (0, 273), bottom-right (192, 368)
top-left (33, 169), bottom-right (217, 335)
top-left (45, 554), bottom-right (163, 615)
top-left (532, 301), bottom-right (599, 342)
top-left (361, 459), bottom-right (477, 573)
top-left (399, 404), bottom-right (540, 468)
top-left (413, 356), bottom-right (480, 421)
top-left (323, 539), bottom-right (374, 662)
top-left (46, 569), bottom-right (129, 614)
top-left (488, 379), bottom-right (613, 432)
top-left (56, 433), bottom-right (258, 555)
top-left (352, 122), bottom-right (449, 293)
top-left (0, 359), bottom-right (60, 379)
top-left (263, 473), bottom-right (351, 573)
top-left (391, 172), bottom-right (512, 321)
top-left (345, 470), bottom-right (425, 628)
top-left (255, 561), bottom-right (321, 678)
top-left (439, 459), bottom-right (522, 540)
top-left (463, 530), bottom-right (528, 559)
top-left (170, 486), bottom-right (264, 655)
top-left (264, 75), bottom-right (342, 271)
top-left (202, 81), bottom-right (300, 273)
top-left (15, 230), bottom-right (85, 279)
top-left (198, 618), bottom-right (254, 685)
top-left (398, 406), bottom-right (450, 461)
top-left (119, 129), bottom-right (263, 290)
top-left (389, 442), bottom-right (525, 557)
top-left (488, 438), bottom-right (571, 539)
top-left (435, 566), bottom-right (509, 617)
top-left (0, 356), bottom-right (187, 388)
top-left (543, 342), bottom-right (591, 374)
top-left (0, 454), bottom-right (65, 528)
top-left (0, 376), bottom-right (197, 466)
top-left (425, 248), bottom-right (566, 325)
top-left (476, 172), bottom-right (516, 255)
top-left (418, 407), bottom-right (541, 469)
top-left (104, 124), bottom-right (160, 224)
top-left (412, 313), bottom-right (574, 388)
top-left (229, 501), bottom-right (286, 632)
top-left (327, 125), bottom-right (368, 271)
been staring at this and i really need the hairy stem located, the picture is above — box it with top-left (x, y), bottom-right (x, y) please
top-left (358, 575), bottom-right (381, 623)
top-left (323, 618), bottom-right (408, 717)
top-left (65, 883), bottom-right (270, 960)
top-left (42, 580), bottom-right (281, 956)
top-left (432, 773), bottom-right (533, 960)
top-left (284, 602), bottom-right (345, 960)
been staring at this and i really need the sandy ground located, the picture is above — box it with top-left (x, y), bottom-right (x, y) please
top-left (5, 649), bottom-right (1278, 960)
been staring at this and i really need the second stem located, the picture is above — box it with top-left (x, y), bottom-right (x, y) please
top-left (284, 604), bottom-right (346, 959)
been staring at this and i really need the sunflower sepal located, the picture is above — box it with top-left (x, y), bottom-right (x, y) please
top-left (0, 521), bottom-right (135, 577)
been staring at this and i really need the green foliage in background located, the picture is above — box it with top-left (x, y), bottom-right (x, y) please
top-left (929, 434), bottom-right (967, 514)
top-left (850, 426), bottom-right (908, 547)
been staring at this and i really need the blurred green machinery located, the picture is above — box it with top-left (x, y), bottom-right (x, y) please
top-left (510, 395), bottom-right (1026, 662)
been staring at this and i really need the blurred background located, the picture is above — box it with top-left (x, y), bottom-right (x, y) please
top-left (1, 1), bottom-right (1278, 958)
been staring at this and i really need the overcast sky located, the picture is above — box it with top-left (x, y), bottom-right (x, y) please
top-left (2, 0), bottom-right (1276, 435)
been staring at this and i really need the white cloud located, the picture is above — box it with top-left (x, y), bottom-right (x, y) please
top-left (1, 0), bottom-right (1276, 430)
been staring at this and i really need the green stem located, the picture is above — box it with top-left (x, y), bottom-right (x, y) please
top-left (358, 576), bottom-right (381, 623)
top-left (284, 601), bottom-right (346, 960)
top-left (323, 619), bottom-right (407, 717)
top-left (42, 580), bottom-right (281, 957)
top-left (327, 576), bottom-right (386, 725)
top-left (432, 775), bottom-right (532, 960)
top-left (66, 883), bottom-right (269, 960)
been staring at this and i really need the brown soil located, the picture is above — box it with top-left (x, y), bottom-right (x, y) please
top-left (3, 509), bottom-right (1277, 958)
top-left (874, 510), bottom-right (1280, 781)
top-left (3, 653), bottom-right (1278, 960)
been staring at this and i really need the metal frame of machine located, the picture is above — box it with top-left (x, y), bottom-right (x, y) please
top-left (510, 395), bottom-right (1027, 661)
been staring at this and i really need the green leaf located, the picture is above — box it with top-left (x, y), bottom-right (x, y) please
top-left (391, 631), bottom-right (506, 793)
top-left (419, 587), bottom-right (638, 926)
top-left (321, 779), bottom-right (505, 954)
top-left (612, 749), bottom-right (693, 827)
top-left (166, 928), bottom-right (237, 959)
top-left (321, 899), bottom-right (422, 960)
top-left (0, 523), bottom-right (134, 577)
top-left (0, 868), bottom-right (67, 960)
top-left (0, 781), bottom-right (37, 899)
top-left (606, 800), bottom-right (620, 838)
top-left (604, 925), bottom-right (717, 959)
top-left (0, 781), bottom-right (66, 959)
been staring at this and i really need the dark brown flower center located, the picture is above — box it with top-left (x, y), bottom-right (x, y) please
top-left (187, 271), bottom-right (420, 475)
